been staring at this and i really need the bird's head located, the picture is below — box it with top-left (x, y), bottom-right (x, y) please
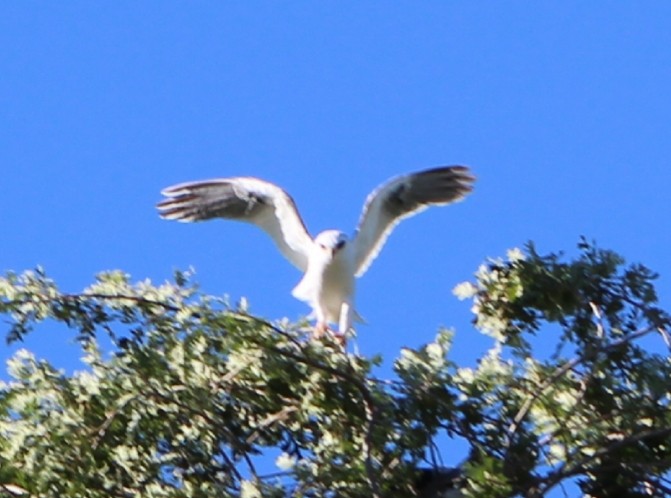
top-left (314, 230), bottom-right (348, 260)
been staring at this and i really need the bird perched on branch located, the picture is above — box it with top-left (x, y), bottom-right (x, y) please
top-left (157, 166), bottom-right (475, 343)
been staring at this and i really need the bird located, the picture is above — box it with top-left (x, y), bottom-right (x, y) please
top-left (157, 166), bottom-right (475, 342)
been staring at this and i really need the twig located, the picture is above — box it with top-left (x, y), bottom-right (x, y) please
top-left (507, 325), bottom-right (656, 442)
top-left (4, 293), bottom-right (181, 313)
top-left (143, 384), bottom-right (244, 483)
top-left (658, 326), bottom-right (671, 350)
top-left (537, 427), bottom-right (671, 496)
top-left (245, 405), bottom-right (299, 446)
top-left (90, 394), bottom-right (139, 450)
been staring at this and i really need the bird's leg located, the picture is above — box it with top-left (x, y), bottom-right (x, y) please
top-left (311, 322), bottom-right (347, 347)
top-left (312, 321), bottom-right (329, 340)
top-left (334, 302), bottom-right (352, 347)
top-left (331, 332), bottom-right (347, 347)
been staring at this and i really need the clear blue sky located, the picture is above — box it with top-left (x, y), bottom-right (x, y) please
top-left (2, 1), bottom-right (671, 483)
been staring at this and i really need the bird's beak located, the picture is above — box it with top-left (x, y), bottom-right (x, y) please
top-left (320, 240), bottom-right (345, 257)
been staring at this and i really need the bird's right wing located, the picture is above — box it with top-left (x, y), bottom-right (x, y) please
top-left (157, 177), bottom-right (313, 271)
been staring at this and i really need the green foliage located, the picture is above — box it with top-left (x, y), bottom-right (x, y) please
top-left (0, 241), bottom-right (670, 497)
top-left (453, 240), bottom-right (671, 497)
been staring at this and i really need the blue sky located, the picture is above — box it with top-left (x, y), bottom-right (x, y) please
top-left (2, 1), bottom-right (671, 484)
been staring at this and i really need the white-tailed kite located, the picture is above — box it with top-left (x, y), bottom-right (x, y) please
top-left (157, 166), bottom-right (475, 342)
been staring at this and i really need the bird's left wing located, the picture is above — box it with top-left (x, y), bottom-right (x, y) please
top-left (157, 177), bottom-right (313, 271)
top-left (352, 166), bottom-right (475, 277)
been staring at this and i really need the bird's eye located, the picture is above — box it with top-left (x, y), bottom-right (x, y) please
top-left (336, 240), bottom-right (346, 250)
top-left (319, 244), bottom-right (327, 250)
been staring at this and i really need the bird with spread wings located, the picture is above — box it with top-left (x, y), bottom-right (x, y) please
top-left (157, 166), bottom-right (475, 342)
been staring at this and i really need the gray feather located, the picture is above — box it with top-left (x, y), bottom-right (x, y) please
top-left (157, 177), bottom-right (313, 271)
top-left (353, 166), bottom-right (475, 277)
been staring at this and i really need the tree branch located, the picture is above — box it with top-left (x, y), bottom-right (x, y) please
top-left (506, 324), bottom-right (657, 444)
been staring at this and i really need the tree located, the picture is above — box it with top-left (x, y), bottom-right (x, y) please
top-left (0, 240), bottom-right (670, 497)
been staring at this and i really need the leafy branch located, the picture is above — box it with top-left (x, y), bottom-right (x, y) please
top-left (1, 241), bottom-right (670, 497)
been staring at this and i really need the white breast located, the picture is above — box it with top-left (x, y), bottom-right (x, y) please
top-left (291, 243), bottom-right (356, 325)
